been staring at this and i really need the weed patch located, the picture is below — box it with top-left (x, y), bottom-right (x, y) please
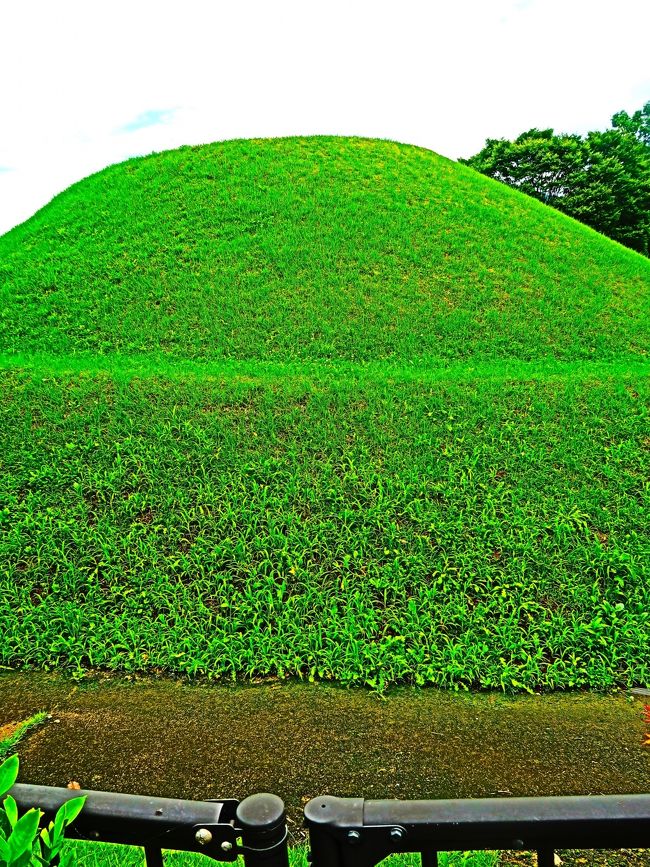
top-left (1, 364), bottom-right (647, 691)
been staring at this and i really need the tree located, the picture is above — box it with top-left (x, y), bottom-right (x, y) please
top-left (460, 105), bottom-right (650, 257)
top-left (611, 100), bottom-right (650, 147)
top-left (571, 128), bottom-right (650, 253)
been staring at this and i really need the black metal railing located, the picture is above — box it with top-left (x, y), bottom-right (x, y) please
top-left (304, 793), bottom-right (650, 867)
top-left (11, 784), bottom-right (289, 867)
top-left (12, 784), bottom-right (650, 866)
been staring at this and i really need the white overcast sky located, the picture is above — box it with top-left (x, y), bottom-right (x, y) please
top-left (1, 0), bottom-right (648, 236)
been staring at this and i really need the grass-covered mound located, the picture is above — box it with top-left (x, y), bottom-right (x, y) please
top-left (1, 137), bottom-right (649, 691)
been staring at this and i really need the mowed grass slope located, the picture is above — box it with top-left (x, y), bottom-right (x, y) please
top-left (0, 137), bottom-right (649, 691)
top-left (1, 136), bottom-right (648, 363)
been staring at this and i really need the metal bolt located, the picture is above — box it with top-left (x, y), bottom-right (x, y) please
top-left (221, 840), bottom-right (234, 853)
top-left (195, 828), bottom-right (213, 846)
top-left (347, 830), bottom-right (361, 845)
top-left (512, 839), bottom-right (524, 849)
top-left (390, 827), bottom-right (405, 842)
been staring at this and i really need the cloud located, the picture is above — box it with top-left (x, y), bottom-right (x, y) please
top-left (0, 166), bottom-right (12, 173)
top-left (118, 108), bottom-right (176, 134)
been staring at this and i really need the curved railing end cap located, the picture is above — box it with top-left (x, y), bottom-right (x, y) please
top-left (304, 795), bottom-right (364, 827)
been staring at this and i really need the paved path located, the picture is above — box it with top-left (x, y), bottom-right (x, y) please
top-left (2, 673), bottom-right (648, 836)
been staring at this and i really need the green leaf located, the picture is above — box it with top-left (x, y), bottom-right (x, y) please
top-left (62, 796), bottom-right (85, 826)
top-left (0, 759), bottom-right (18, 800)
top-left (47, 801), bottom-right (79, 861)
top-left (38, 826), bottom-right (52, 864)
top-left (51, 812), bottom-right (64, 846)
top-left (9, 848), bottom-right (32, 867)
top-left (7, 809), bottom-right (41, 860)
top-left (1, 799), bottom-right (17, 830)
top-left (32, 834), bottom-right (49, 867)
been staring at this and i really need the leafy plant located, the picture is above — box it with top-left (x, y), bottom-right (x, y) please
top-left (1, 366), bottom-right (648, 693)
top-left (0, 755), bottom-right (85, 867)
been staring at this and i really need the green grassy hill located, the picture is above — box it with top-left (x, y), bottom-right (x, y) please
top-left (1, 136), bottom-right (648, 690)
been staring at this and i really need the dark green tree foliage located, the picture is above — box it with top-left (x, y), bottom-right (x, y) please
top-left (461, 103), bottom-right (650, 256)
top-left (612, 101), bottom-right (650, 146)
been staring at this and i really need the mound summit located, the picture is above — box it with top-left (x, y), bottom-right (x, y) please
top-left (1, 136), bottom-right (648, 364)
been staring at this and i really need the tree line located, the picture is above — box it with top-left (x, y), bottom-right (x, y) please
top-left (460, 102), bottom-right (650, 257)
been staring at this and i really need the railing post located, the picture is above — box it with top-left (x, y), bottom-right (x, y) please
top-left (304, 796), bottom-right (369, 867)
top-left (143, 844), bottom-right (164, 867)
top-left (237, 793), bottom-right (289, 867)
top-left (537, 847), bottom-right (555, 867)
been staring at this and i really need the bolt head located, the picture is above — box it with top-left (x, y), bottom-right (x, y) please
top-left (390, 827), bottom-right (405, 842)
top-left (221, 840), bottom-right (234, 852)
top-left (347, 830), bottom-right (361, 845)
top-left (195, 828), bottom-right (213, 846)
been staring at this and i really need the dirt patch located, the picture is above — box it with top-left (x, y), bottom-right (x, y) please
top-left (0, 722), bottom-right (20, 743)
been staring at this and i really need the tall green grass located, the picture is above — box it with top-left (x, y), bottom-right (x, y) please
top-left (1, 360), bottom-right (647, 690)
top-left (64, 843), bottom-right (497, 867)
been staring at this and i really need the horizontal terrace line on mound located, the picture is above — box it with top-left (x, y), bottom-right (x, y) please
top-left (1, 353), bottom-right (648, 385)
